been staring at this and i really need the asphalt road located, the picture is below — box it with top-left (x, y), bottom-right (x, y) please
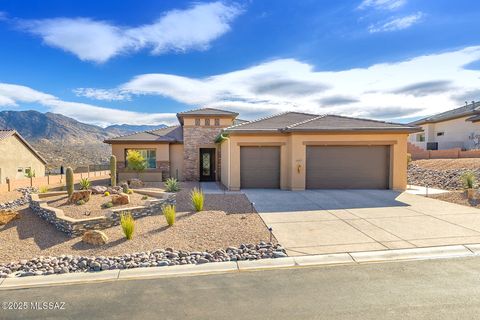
top-left (2, 257), bottom-right (480, 319)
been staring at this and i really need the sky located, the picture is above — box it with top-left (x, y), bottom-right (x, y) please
top-left (1, 0), bottom-right (480, 127)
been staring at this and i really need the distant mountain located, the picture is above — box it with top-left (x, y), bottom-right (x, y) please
top-left (0, 110), bottom-right (167, 170)
top-left (105, 123), bottom-right (167, 133)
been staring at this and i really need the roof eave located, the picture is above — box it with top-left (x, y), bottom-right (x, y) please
top-left (284, 127), bottom-right (423, 134)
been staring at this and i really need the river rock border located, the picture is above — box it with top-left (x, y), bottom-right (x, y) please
top-left (0, 242), bottom-right (286, 278)
top-left (29, 190), bottom-right (176, 237)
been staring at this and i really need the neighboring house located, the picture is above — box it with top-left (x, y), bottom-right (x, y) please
top-left (0, 130), bottom-right (46, 183)
top-left (408, 101), bottom-right (480, 150)
top-left (105, 108), bottom-right (419, 190)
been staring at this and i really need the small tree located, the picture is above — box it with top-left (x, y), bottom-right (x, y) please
top-left (126, 150), bottom-right (146, 178)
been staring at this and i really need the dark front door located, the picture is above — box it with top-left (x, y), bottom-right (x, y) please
top-left (200, 148), bottom-right (216, 181)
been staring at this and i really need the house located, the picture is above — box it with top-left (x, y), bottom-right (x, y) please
top-left (105, 108), bottom-right (419, 191)
top-left (408, 101), bottom-right (480, 151)
top-left (0, 130), bottom-right (46, 183)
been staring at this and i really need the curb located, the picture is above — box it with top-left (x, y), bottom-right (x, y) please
top-left (1, 243), bottom-right (479, 290)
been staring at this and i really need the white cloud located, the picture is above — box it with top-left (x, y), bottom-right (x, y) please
top-left (368, 12), bottom-right (423, 33)
top-left (18, 2), bottom-right (243, 63)
top-left (358, 0), bottom-right (406, 11)
top-left (0, 83), bottom-right (177, 126)
top-left (87, 46), bottom-right (480, 121)
top-left (73, 88), bottom-right (131, 101)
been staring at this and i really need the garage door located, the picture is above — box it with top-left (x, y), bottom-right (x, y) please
top-left (241, 146), bottom-right (280, 188)
top-left (306, 145), bottom-right (390, 189)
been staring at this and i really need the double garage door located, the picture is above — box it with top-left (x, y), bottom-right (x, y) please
top-left (240, 145), bottom-right (390, 189)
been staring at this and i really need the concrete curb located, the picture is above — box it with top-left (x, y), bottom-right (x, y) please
top-left (2, 244), bottom-right (480, 290)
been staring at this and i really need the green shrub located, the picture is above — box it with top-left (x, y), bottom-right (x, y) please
top-left (120, 212), bottom-right (135, 240)
top-left (66, 167), bottom-right (74, 197)
top-left (110, 155), bottom-right (117, 187)
top-left (24, 169), bottom-right (36, 178)
top-left (39, 186), bottom-right (49, 193)
top-left (191, 187), bottom-right (204, 212)
top-left (164, 178), bottom-right (180, 192)
top-left (104, 191), bottom-right (110, 196)
top-left (79, 178), bottom-right (91, 190)
top-left (126, 150), bottom-right (146, 177)
top-left (76, 199), bottom-right (86, 205)
top-left (122, 183), bottom-right (129, 193)
top-left (102, 201), bottom-right (113, 209)
top-left (141, 195), bottom-right (148, 200)
top-left (461, 171), bottom-right (476, 189)
top-left (163, 205), bottom-right (176, 226)
top-left (127, 189), bottom-right (133, 194)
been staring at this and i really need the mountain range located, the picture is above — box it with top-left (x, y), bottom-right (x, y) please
top-left (0, 110), bottom-right (166, 170)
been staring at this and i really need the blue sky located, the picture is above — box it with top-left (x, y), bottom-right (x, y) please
top-left (0, 0), bottom-right (480, 126)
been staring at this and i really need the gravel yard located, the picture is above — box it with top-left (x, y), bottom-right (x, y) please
top-left (412, 159), bottom-right (480, 170)
top-left (428, 191), bottom-right (480, 208)
top-left (46, 192), bottom-right (153, 219)
top-left (0, 190), bottom-right (22, 204)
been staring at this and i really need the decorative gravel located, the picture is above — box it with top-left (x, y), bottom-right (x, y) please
top-left (408, 161), bottom-right (480, 190)
top-left (428, 191), bottom-right (480, 208)
top-left (46, 192), bottom-right (155, 219)
top-left (0, 242), bottom-right (286, 278)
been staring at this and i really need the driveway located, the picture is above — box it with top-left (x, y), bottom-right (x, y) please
top-left (244, 189), bottom-right (480, 256)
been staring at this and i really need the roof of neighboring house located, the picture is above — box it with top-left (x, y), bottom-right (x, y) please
top-left (410, 101), bottom-right (480, 125)
top-left (177, 107), bottom-right (238, 119)
top-left (0, 130), bottom-right (47, 164)
top-left (104, 126), bottom-right (183, 143)
top-left (223, 112), bottom-right (420, 134)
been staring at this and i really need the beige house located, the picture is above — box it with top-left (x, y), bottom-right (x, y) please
top-left (0, 130), bottom-right (46, 183)
top-left (409, 101), bottom-right (480, 150)
top-left (105, 108), bottom-right (419, 191)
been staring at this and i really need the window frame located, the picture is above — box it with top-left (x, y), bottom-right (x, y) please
top-left (195, 118), bottom-right (200, 126)
top-left (205, 118), bottom-right (210, 126)
top-left (214, 118), bottom-right (220, 126)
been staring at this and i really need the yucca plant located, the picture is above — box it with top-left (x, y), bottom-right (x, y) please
top-left (120, 211), bottom-right (135, 240)
top-left (164, 178), bottom-right (180, 192)
top-left (191, 187), bottom-right (204, 212)
top-left (461, 171), bottom-right (476, 189)
top-left (79, 178), bottom-right (91, 190)
top-left (163, 205), bottom-right (176, 226)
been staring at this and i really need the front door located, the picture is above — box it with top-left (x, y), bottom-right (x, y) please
top-left (199, 148), bottom-right (216, 181)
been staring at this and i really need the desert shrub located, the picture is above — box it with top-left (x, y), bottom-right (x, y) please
top-left (141, 195), bottom-right (148, 200)
top-left (126, 150), bottom-right (146, 177)
top-left (39, 186), bottom-right (49, 193)
top-left (76, 199), bottom-right (86, 205)
top-left (163, 205), bottom-right (176, 226)
top-left (79, 178), bottom-right (91, 190)
top-left (121, 183), bottom-right (129, 193)
top-left (461, 171), bottom-right (476, 189)
top-left (120, 212), bottom-right (135, 240)
top-left (191, 187), bottom-right (204, 212)
top-left (127, 189), bottom-right (133, 194)
top-left (104, 191), bottom-right (110, 196)
top-left (102, 201), bottom-right (113, 209)
top-left (24, 169), bottom-right (35, 178)
top-left (164, 178), bottom-right (180, 192)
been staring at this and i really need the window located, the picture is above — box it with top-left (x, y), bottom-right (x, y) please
top-left (17, 167), bottom-right (23, 173)
top-left (205, 118), bottom-right (210, 126)
top-left (214, 118), bottom-right (220, 126)
top-left (25, 167), bottom-right (32, 175)
top-left (416, 133), bottom-right (425, 142)
top-left (125, 149), bottom-right (157, 169)
top-left (195, 118), bottom-right (200, 126)
top-left (437, 132), bottom-right (445, 137)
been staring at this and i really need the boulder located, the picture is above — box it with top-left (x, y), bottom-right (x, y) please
top-left (107, 186), bottom-right (122, 194)
top-left (68, 190), bottom-right (91, 204)
top-left (91, 186), bottom-right (107, 194)
top-left (82, 230), bottom-right (108, 245)
top-left (129, 178), bottom-right (144, 188)
top-left (112, 193), bottom-right (130, 205)
top-left (0, 210), bottom-right (20, 226)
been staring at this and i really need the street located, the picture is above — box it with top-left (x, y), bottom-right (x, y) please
top-left (2, 257), bottom-right (480, 319)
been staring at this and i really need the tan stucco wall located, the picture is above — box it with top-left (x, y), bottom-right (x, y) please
top-left (408, 116), bottom-right (480, 149)
top-left (222, 132), bottom-right (409, 191)
top-left (169, 144), bottom-right (184, 180)
top-left (220, 138), bottom-right (230, 187)
top-left (0, 135), bottom-right (45, 183)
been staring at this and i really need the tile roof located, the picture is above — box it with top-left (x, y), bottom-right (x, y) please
top-left (0, 130), bottom-right (47, 164)
top-left (177, 108), bottom-right (239, 117)
top-left (224, 112), bottom-right (419, 133)
top-left (411, 101), bottom-right (480, 125)
top-left (0, 129), bottom-right (15, 140)
top-left (104, 126), bottom-right (183, 143)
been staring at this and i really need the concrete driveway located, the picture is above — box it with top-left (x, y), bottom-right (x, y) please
top-left (244, 189), bottom-right (480, 256)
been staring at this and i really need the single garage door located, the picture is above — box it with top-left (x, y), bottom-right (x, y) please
top-left (306, 145), bottom-right (390, 189)
top-left (241, 146), bottom-right (280, 188)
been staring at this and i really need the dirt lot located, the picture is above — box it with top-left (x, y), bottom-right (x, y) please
top-left (0, 191), bottom-right (22, 204)
top-left (429, 191), bottom-right (480, 208)
top-left (412, 159), bottom-right (480, 170)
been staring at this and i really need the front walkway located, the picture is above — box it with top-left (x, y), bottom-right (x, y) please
top-left (244, 189), bottom-right (480, 256)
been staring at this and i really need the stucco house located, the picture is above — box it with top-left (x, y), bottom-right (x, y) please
top-left (105, 108), bottom-right (419, 191)
top-left (408, 101), bottom-right (480, 151)
top-left (0, 130), bottom-right (46, 183)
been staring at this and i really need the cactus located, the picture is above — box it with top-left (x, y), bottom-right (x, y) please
top-left (66, 167), bottom-right (74, 196)
top-left (110, 155), bottom-right (117, 187)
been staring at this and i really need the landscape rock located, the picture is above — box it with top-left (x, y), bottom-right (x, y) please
top-left (91, 186), bottom-right (107, 194)
top-left (408, 164), bottom-right (480, 190)
top-left (112, 193), bottom-right (130, 205)
top-left (82, 230), bottom-right (108, 245)
top-left (107, 186), bottom-right (122, 194)
top-left (68, 190), bottom-right (92, 204)
top-left (0, 209), bottom-right (20, 226)
top-left (129, 179), bottom-right (144, 188)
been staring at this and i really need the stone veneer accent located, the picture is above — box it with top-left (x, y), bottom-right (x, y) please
top-left (183, 126), bottom-right (224, 181)
top-left (29, 191), bottom-right (175, 237)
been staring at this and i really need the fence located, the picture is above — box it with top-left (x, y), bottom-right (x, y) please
top-left (0, 169), bottom-right (111, 193)
top-left (408, 143), bottom-right (480, 160)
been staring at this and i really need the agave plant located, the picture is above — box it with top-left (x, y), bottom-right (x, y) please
top-left (164, 178), bottom-right (180, 192)
top-left (79, 178), bottom-right (91, 190)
